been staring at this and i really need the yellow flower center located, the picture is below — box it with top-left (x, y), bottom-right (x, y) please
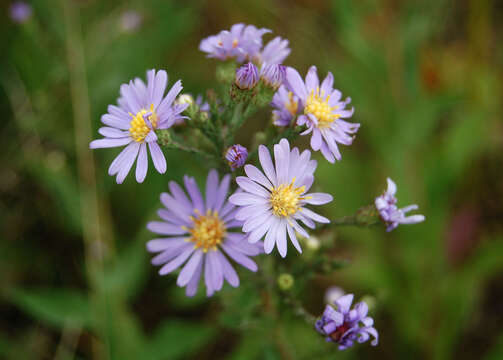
top-left (304, 87), bottom-right (339, 128)
top-left (270, 179), bottom-right (306, 217)
top-left (129, 104), bottom-right (158, 143)
top-left (285, 91), bottom-right (298, 116)
top-left (184, 210), bottom-right (226, 252)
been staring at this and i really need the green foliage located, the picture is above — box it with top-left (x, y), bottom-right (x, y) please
top-left (144, 320), bottom-right (215, 360)
top-left (8, 288), bottom-right (92, 329)
top-left (2, 0), bottom-right (502, 359)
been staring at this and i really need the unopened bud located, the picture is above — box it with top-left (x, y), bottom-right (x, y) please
top-left (235, 62), bottom-right (259, 90)
top-left (277, 273), bottom-right (294, 291)
top-left (260, 63), bottom-right (286, 89)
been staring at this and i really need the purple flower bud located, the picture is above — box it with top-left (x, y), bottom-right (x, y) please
top-left (9, 2), bottom-right (32, 24)
top-left (225, 144), bottom-right (248, 170)
top-left (260, 63), bottom-right (286, 88)
top-left (235, 63), bottom-right (259, 90)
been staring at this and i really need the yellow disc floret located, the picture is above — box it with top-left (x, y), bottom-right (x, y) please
top-left (304, 87), bottom-right (340, 128)
top-left (270, 179), bottom-right (306, 217)
top-left (285, 91), bottom-right (298, 116)
top-left (185, 210), bottom-right (226, 252)
top-left (129, 104), bottom-right (158, 143)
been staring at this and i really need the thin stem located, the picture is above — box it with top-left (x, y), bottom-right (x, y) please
top-left (332, 215), bottom-right (358, 225)
top-left (62, 0), bottom-right (110, 358)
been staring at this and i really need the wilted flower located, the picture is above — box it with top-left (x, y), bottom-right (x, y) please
top-left (375, 178), bottom-right (425, 232)
top-left (226, 144), bottom-right (248, 171)
top-left (271, 85), bottom-right (300, 126)
top-left (146, 170), bottom-right (262, 297)
top-left (285, 66), bottom-right (359, 163)
top-left (9, 1), bottom-right (32, 23)
top-left (258, 36), bottom-right (291, 65)
top-left (230, 138), bottom-right (332, 257)
top-left (315, 294), bottom-right (378, 350)
top-left (90, 69), bottom-right (187, 183)
top-left (235, 63), bottom-right (259, 90)
top-left (199, 23), bottom-right (270, 62)
top-left (260, 63), bottom-right (286, 89)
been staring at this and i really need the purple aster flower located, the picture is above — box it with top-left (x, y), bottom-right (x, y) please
top-left (226, 144), bottom-right (248, 171)
top-left (146, 170), bottom-right (262, 297)
top-left (285, 66), bottom-right (359, 163)
top-left (260, 63), bottom-right (286, 89)
top-left (229, 138), bottom-right (333, 257)
top-left (258, 36), bottom-right (291, 65)
top-left (89, 69), bottom-right (187, 184)
top-left (10, 2), bottom-right (32, 23)
top-left (235, 63), bottom-right (259, 90)
top-left (271, 85), bottom-right (300, 126)
top-left (199, 23), bottom-right (270, 63)
top-left (375, 178), bottom-right (425, 232)
top-left (315, 294), bottom-right (378, 350)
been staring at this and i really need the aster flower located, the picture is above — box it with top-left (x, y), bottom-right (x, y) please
top-left (235, 63), bottom-right (259, 90)
top-left (90, 69), bottom-right (187, 184)
top-left (285, 66), bottom-right (359, 163)
top-left (199, 23), bottom-right (270, 63)
top-left (226, 144), bottom-right (248, 171)
top-left (146, 170), bottom-right (261, 297)
top-left (9, 1), bottom-right (32, 23)
top-left (375, 178), bottom-right (425, 232)
top-left (315, 294), bottom-right (378, 350)
top-left (258, 36), bottom-right (291, 65)
top-left (229, 138), bottom-right (333, 257)
top-left (260, 63), bottom-right (286, 89)
top-left (271, 85), bottom-right (300, 126)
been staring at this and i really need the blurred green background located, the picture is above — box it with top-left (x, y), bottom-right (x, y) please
top-left (1, 0), bottom-right (502, 359)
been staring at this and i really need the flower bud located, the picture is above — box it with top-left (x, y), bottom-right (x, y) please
top-left (324, 286), bottom-right (345, 305)
top-left (260, 63), bottom-right (286, 89)
top-left (225, 144), bottom-right (248, 170)
top-left (277, 273), bottom-right (294, 291)
top-left (176, 94), bottom-right (195, 106)
top-left (235, 62), bottom-right (259, 90)
top-left (305, 235), bottom-right (320, 251)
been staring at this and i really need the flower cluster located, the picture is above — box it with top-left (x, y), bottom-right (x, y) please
top-left (199, 23), bottom-right (290, 66)
top-left (89, 22), bottom-right (427, 352)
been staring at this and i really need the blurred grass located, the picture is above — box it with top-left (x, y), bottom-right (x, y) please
top-left (1, 0), bottom-right (502, 359)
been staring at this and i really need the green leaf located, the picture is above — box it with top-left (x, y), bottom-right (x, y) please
top-left (144, 320), bottom-right (215, 360)
top-left (96, 236), bottom-right (148, 302)
top-left (8, 288), bottom-right (92, 329)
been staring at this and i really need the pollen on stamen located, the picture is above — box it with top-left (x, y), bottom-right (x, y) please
top-left (185, 209), bottom-right (226, 252)
top-left (304, 87), bottom-right (340, 128)
top-left (285, 91), bottom-right (298, 116)
top-left (270, 178), bottom-right (306, 218)
top-left (128, 103), bottom-right (158, 142)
